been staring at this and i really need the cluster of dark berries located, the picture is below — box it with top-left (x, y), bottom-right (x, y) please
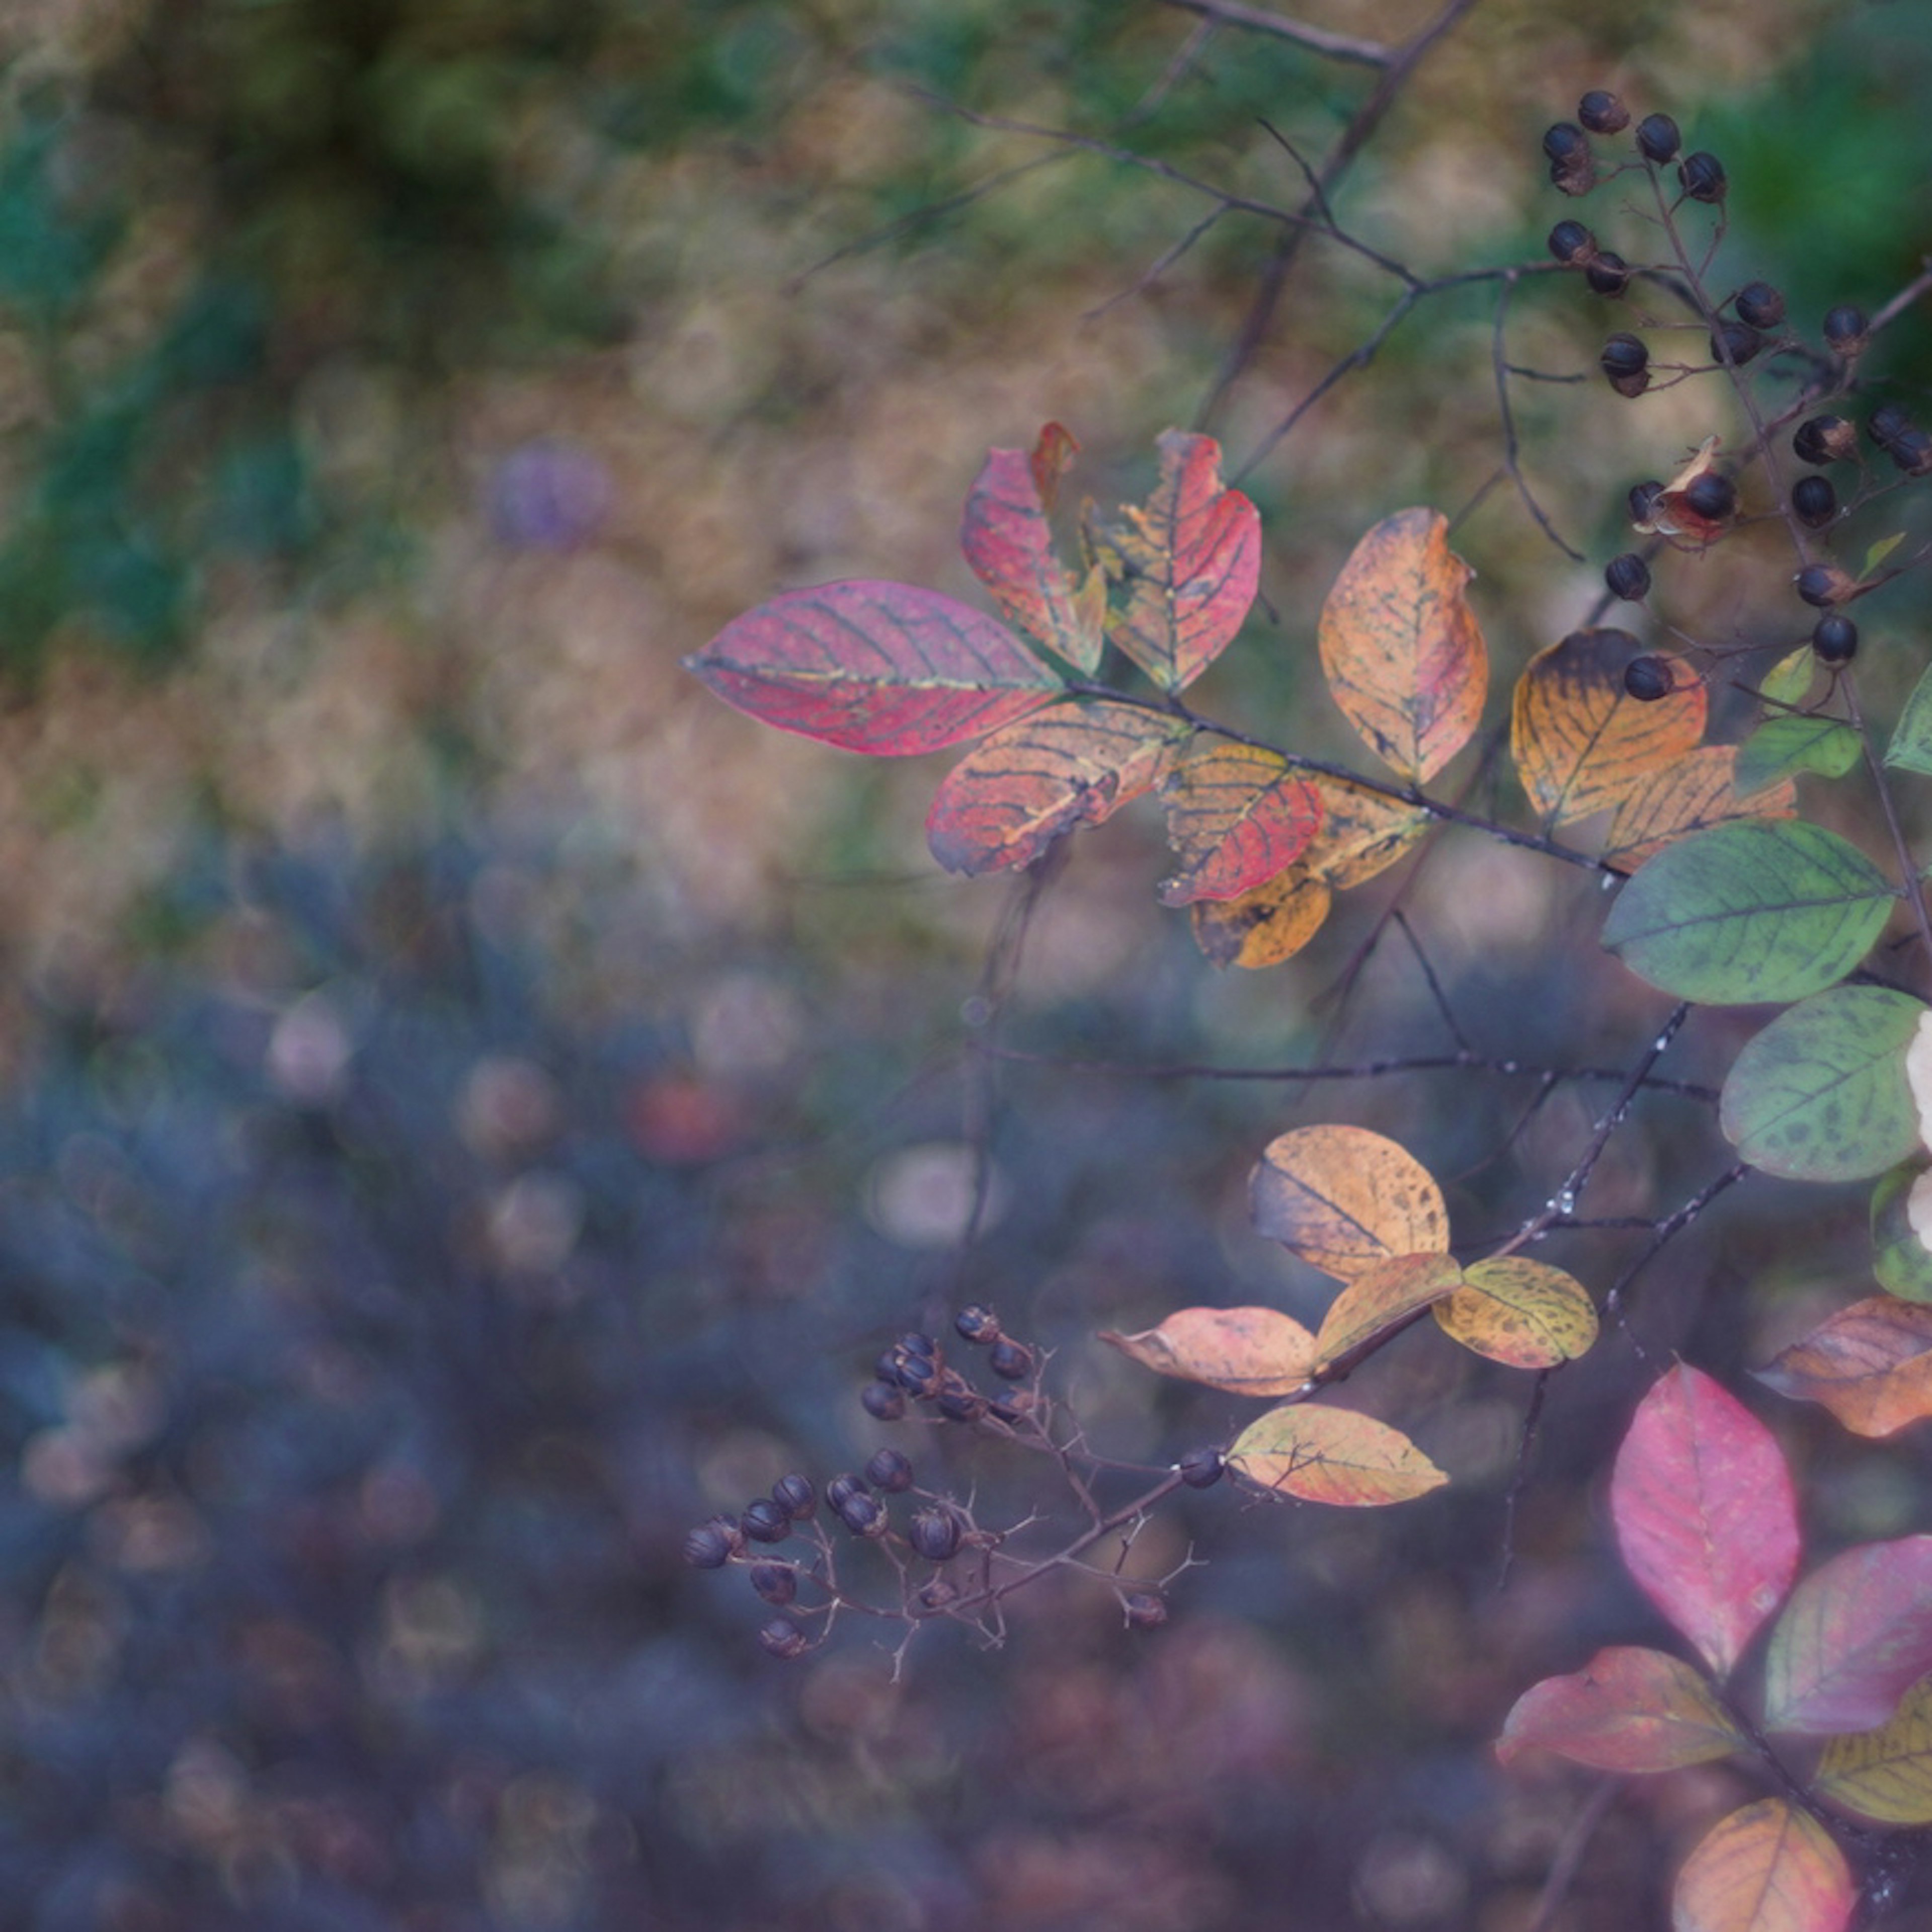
top-left (865, 1305), bottom-right (1036, 1427)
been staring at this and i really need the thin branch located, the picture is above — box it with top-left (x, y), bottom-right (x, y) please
top-left (1492, 269), bottom-right (1585, 560)
top-left (1158, 0), bottom-right (1392, 67)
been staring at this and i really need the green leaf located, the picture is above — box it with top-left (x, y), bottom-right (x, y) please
top-left (1602, 819), bottom-right (1895, 1004)
top-left (1886, 663), bottom-right (1932, 777)
top-left (1759, 648), bottom-right (1815, 709)
top-left (1719, 987), bottom-right (1924, 1181)
top-left (1873, 1161), bottom-right (1932, 1303)
top-left (1866, 530), bottom-right (1906, 575)
top-left (1734, 714), bottom-right (1861, 793)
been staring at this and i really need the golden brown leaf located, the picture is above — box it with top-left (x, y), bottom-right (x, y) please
top-left (1602, 746), bottom-right (1796, 870)
top-left (1313, 1252), bottom-right (1464, 1367)
top-left (1190, 867), bottom-right (1332, 969)
top-left (1756, 1296), bottom-right (1932, 1437)
top-left (1099, 1306), bottom-right (1319, 1396)
top-left (1229, 1403), bottom-right (1448, 1506)
top-left (1251, 1125), bottom-right (1451, 1281)
top-left (1158, 741), bottom-right (1323, 906)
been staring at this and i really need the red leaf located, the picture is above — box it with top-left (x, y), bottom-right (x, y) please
top-left (1090, 430), bottom-right (1261, 692)
top-left (1763, 1537), bottom-right (1932, 1734)
top-left (686, 580), bottom-right (1062, 755)
top-left (925, 699), bottom-right (1180, 875)
top-left (1611, 1365), bottom-right (1800, 1678)
top-left (1157, 742), bottom-right (1323, 905)
top-left (1496, 1645), bottom-right (1747, 1772)
top-left (1672, 1800), bottom-right (1853, 1932)
top-left (961, 435), bottom-right (1106, 673)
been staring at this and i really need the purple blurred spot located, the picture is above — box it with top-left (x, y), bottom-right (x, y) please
top-left (489, 442), bottom-right (613, 550)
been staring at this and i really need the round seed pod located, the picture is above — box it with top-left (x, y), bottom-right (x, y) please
top-left (908, 1507), bottom-right (963, 1563)
top-left (1628, 479), bottom-right (1665, 525)
top-left (1585, 252), bottom-right (1631, 297)
top-left (758, 1617), bottom-right (810, 1660)
top-left (1870, 403), bottom-right (1912, 452)
top-left (954, 1304), bottom-right (1003, 1345)
top-left (898, 1332), bottom-right (937, 1361)
top-left (988, 1339), bottom-right (1034, 1381)
top-left (749, 1561), bottom-right (797, 1606)
top-left (1542, 122), bottom-right (1588, 165)
top-left (741, 1498), bottom-right (791, 1545)
top-left (825, 1473), bottom-right (868, 1514)
top-left (835, 1490), bottom-right (885, 1537)
top-left (1636, 113), bottom-right (1681, 163)
top-left (1793, 415), bottom-right (1856, 465)
top-left (862, 1382), bottom-right (906, 1422)
top-left (1890, 430), bottom-right (1932, 477)
top-left (1623, 656), bottom-right (1674, 702)
top-left (1604, 553), bottom-right (1651, 601)
top-left (864, 1447), bottom-right (914, 1494)
top-left (684, 1522), bottom-right (735, 1569)
top-left (1547, 218), bottom-right (1595, 264)
top-left (1681, 471), bottom-right (1736, 522)
top-left (937, 1384), bottom-right (990, 1424)
top-left (1790, 476), bottom-right (1836, 528)
top-left (1734, 282), bottom-right (1786, 328)
top-left (1823, 304), bottom-right (1869, 355)
top-left (1812, 614), bottom-right (1859, 664)
top-left (1600, 333), bottom-right (1649, 397)
top-left (772, 1474), bottom-right (817, 1521)
top-left (1178, 1447), bottom-right (1225, 1490)
top-left (1709, 320), bottom-right (1761, 366)
top-left (1677, 151), bottom-right (1727, 202)
top-left (1577, 91), bottom-right (1629, 134)
top-left (1796, 564), bottom-right (1855, 608)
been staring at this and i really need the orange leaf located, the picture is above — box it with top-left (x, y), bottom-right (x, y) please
top-left (1603, 746), bottom-right (1797, 870)
top-left (1158, 742), bottom-right (1323, 906)
top-left (1228, 1402), bottom-right (1448, 1506)
top-left (1099, 1306), bottom-right (1319, 1396)
top-left (1756, 1296), bottom-right (1932, 1438)
top-left (1313, 1253), bottom-right (1464, 1367)
top-left (1511, 629), bottom-right (1706, 824)
top-left (1251, 1125), bottom-right (1450, 1281)
top-left (1434, 1257), bottom-right (1598, 1368)
top-left (926, 699), bottom-right (1181, 876)
top-left (1316, 508), bottom-right (1488, 783)
top-left (1299, 776), bottom-right (1432, 889)
top-left (1496, 1645), bottom-right (1747, 1771)
top-left (1090, 430), bottom-right (1261, 692)
top-left (1672, 1800), bottom-right (1853, 1932)
top-left (1190, 867), bottom-right (1332, 969)
top-left (960, 432), bottom-right (1107, 673)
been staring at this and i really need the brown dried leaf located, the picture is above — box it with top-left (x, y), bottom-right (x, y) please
top-left (1756, 1296), bottom-right (1932, 1438)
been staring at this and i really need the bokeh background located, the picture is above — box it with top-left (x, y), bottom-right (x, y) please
top-left (4, 1), bottom-right (1932, 1926)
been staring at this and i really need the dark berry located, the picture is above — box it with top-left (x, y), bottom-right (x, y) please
top-left (898, 1332), bottom-right (937, 1360)
top-left (1577, 90), bottom-right (1629, 134)
top-left (825, 1473), bottom-right (867, 1514)
top-left (908, 1506), bottom-right (963, 1562)
top-left (1623, 656), bottom-right (1674, 702)
top-left (1604, 553), bottom-right (1651, 601)
top-left (865, 1447), bottom-right (914, 1493)
top-left (1682, 471), bottom-right (1736, 522)
top-left (1734, 282), bottom-right (1785, 329)
top-left (954, 1303), bottom-right (1003, 1345)
top-left (1584, 251), bottom-right (1631, 297)
top-left (758, 1616), bottom-right (809, 1660)
top-left (1794, 415), bottom-right (1855, 465)
top-left (1824, 304), bottom-right (1869, 354)
top-left (1677, 152), bottom-right (1727, 202)
top-left (835, 1490), bottom-right (884, 1537)
top-left (1709, 320), bottom-right (1762, 366)
top-left (874, 1348), bottom-right (905, 1385)
top-left (861, 1381), bottom-right (906, 1422)
top-left (1542, 122), bottom-right (1588, 165)
top-left (741, 1498), bottom-right (791, 1544)
top-left (1547, 218), bottom-right (1595, 264)
top-left (988, 1338), bottom-right (1034, 1381)
top-left (987, 1392), bottom-right (1028, 1425)
top-left (1796, 564), bottom-right (1854, 608)
top-left (1636, 113), bottom-right (1681, 163)
top-left (1891, 430), bottom-right (1932, 477)
top-left (1870, 403), bottom-right (1912, 451)
top-left (1791, 476), bottom-right (1836, 528)
top-left (772, 1474), bottom-right (817, 1521)
top-left (890, 1350), bottom-right (939, 1397)
top-left (749, 1561), bottom-right (797, 1605)
top-left (1628, 479), bottom-right (1665, 524)
top-left (1601, 334), bottom-right (1649, 395)
top-left (1122, 1592), bottom-right (1168, 1629)
top-left (937, 1384), bottom-right (990, 1424)
top-left (1178, 1447), bottom-right (1225, 1490)
top-left (683, 1522), bottom-right (734, 1569)
top-left (703, 1513), bottom-right (745, 1556)
top-left (1812, 614), bottom-right (1859, 663)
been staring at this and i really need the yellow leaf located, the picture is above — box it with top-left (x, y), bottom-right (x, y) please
top-left (1099, 1306), bottom-right (1318, 1396)
top-left (1313, 1253), bottom-right (1464, 1367)
top-left (1434, 1257), bottom-right (1598, 1367)
top-left (1229, 1402), bottom-right (1448, 1506)
top-left (1251, 1125), bottom-right (1450, 1281)
top-left (1190, 867), bottom-right (1331, 969)
top-left (1672, 1800), bottom-right (1853, 1932)
top-left (1816, 1671), bottom-right (1932, 1823)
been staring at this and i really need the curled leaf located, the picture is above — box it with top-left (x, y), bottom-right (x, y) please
top-left (1756, 1294), bottom-right (1932, 1437)
top-left (1099, 1306), bottom-right (1318, 1397)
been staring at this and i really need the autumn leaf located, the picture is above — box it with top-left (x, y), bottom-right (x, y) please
top-left (687, 580), bottom-right (1062, 755)
top-left (1088, 430), bottom-right (1260, 692)
top-left (1228, 1403), bottom-right (1447, 1506)
top-left (960, 429), bottom-right (1107, 674)
top-left (1099, 1306), bottom-right (1318, 1397)
top-left (1433, 1258), bottom-right (1598, 1368)
top-left (1512, 628), bottom-right (1706, 825)
top-left (1672, 1800), bottom-right (1853, 1932)
top-left (1611, 1365), bottom-right (1800, 1679)
top-left (1762, 1537), bottom-right (1932, 1734)
top-left (1158, 741), bottom-right (1323, 906)
top-left (1756, 1295), bottom-right (1932, 1436)
top-left (926, 699), bottom-right (1182, 875)
top-left (1298, 776), bottom-right (1432, 889)
top-left (1816, 1671), bottom-right (1932, 1823)
top-left (1496, 1646), bottom-right (1747, 1771)
top-left (1312, 1253), bottom-right (1463, 1368)
top-left (1250, 1125), bottom-right (1451, 1281)
top-left (1602, 746), bottom-right (1795, 871)
top-left (1317, 509), bottom-right (1487, 784)
top-left (1191, 867), bottom-right (1333, 969)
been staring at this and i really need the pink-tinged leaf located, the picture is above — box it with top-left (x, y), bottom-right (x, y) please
top-left (1495, 1645), bottom-right (1747, 1772)
top-left (1815, 1670), bottom-right (1932, 1823)
top-left (1029, 421), bottom-right (1081, 512)
top-left (1755, 1296), bottom-right (1932, 1438)
top-left (926, 700), bottom-right (1181, 875)
top-left (1157, 742), bottom-right (1323, 905)
top-left (1311, 1252), bottom-right (1464, 1369)
top-left (1317, 508), bottom-right (1489, 783)
top-left (1763, 1537), bottom-right (1932, 1735)
top-left (1099, 1306), bottom-right (1318, 1397)
top-left (686, 580), bottom-right (1062, 755)
top-left (1090, 430), bottom-right (1261, 692)
top-left (1611, 1365), bottom-right (1800, 1679)
top-left (1672, 1800), bottom-right (1853, 1932)
top-left (961, 437), bottom-right (1107, 673)
top-left (1228, 1402), bottom-right (1447, 1507)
